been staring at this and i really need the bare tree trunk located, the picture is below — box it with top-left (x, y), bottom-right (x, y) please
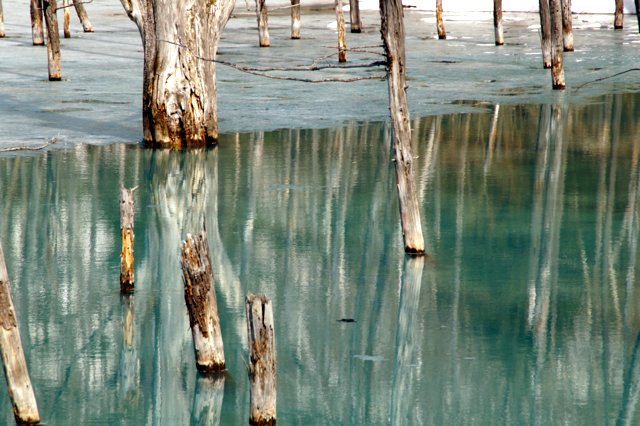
top-left (0, 0), bottom-right (5, 38)
top-left (30, 0), bottom-right (44, 45)
top-left (181, 231), bottom-right (226, 372)
top-left (494, 0), bottom-right (504, 45)
top-left (255, 0), bottom-right (270, 47)
top-left (43, 0), bottom-right (61, 81)
top-left (120, 186), bottom-right (137, 293)
top-left (72, 0), bottom-right (93, 32)
top-left (349, 0), bottom-right (362, 33)
top-left (380, 0), bottom-right (426, 255)
top-left (120, 0), bottom-right (235, 148)
top-left (435, 0), bottom-right (446, 39)
top-left (246, 292), bottom-right (276, 426)
top-left (636, 0), bottom-right (640, 32)
top-left (63, 0), bottom-right (70, 38)
top-left (615, 0), bottom-right (624, 29)
top-left (562, 0), bottom-right (573, 51)
top-left (291, 0), bottom-right (300, 39)
top-left (336, 0), bottom-right (347, 62)
top-left (0, 244), bottom-right (40, 425)
top-left (549, 0), bottom-right (565, 89)
top-left (539, 0), bottom-right (552, 68)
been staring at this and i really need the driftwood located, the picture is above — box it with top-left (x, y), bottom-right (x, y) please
top-left (493, 0), bottom-right (504, 45)
top-left (335, 0), bottom-right (347, 62)
top-left (435, 0), bottom-right (446, 39)
top-left (43, 0), bottom-right (61, 81)
top-left (349, 0), bottom-right (362, 33)
top-left (246, 292), bottom-right (276, 425)
top-left (290, 0), bottom-right (300, 39)
top-left (0, 243), bottom-right (40, 424)
top-left (30, 0), bottom-right (44, 45)
top-left (119, 185), bottom-right (137, 292)
top-left (181, 231), bottom-right (225, 372)
top-left (255, 0), bottom-right (270, 47)
top-left (0, 138), bottom-right (57, 153)
top-left (549, 0), bottom-right (565, 89)
top-left (562, 0), bottom-right (574, 51)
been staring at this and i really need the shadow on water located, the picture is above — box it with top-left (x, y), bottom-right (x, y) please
top-left (1, 92), bottom-right (640, 424)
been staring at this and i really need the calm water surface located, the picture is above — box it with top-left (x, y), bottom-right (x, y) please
top-left (1, 93), bottom-right (640, 425)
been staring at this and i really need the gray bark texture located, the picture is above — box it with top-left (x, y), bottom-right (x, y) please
top-left (119, 0), bottom-right (235, 148)
top-left (380, 0), bottom-right (426, 255)
top-left (539, 0), bottom-right (552, 68)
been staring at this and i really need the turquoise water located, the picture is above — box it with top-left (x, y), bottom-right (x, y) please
top-left (1, 92), bottom-right (640, 424)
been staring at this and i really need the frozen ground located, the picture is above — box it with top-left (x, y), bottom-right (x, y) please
top-left (1, 0), bottom-right (639, 148)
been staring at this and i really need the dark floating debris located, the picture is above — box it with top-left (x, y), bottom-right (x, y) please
top-left (337, 318), bottom-right (356, 323)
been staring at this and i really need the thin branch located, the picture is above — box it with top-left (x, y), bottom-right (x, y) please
top-left (574, 68), bottom-right (640, 91)
top-left (0, 138), bottom-right (58, 153)
top-left (55, 0), bottom-right (93, 11)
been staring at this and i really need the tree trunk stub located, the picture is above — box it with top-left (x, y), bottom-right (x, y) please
top-left (290, 0), bottom-right (301, 39)
top-left (493, 0), bottom-right (504, 45)
top-left (435, 0), bottom-right (446, 39)
top-left (119, 186), bottom-right (137, 293)
top-left (561, 0), bottom-right (574, 51)
top-left (0, 244), bottom-right (40, 425)
top-left (336, 0), bottom-right (347, 62)
top-left (120, 0), bottom-right (235, 148)
top-left (615, 0), bottom-right (624, 29)
top-left (72, 0), bottom-right (93, 32)
top-left (549, 0), bottom-right (565, 89)
top-left (380, 0), bottom-right (426, 255)
top-left (539, 0), bottom-right (552, 68)
top-left (256, 0), bottom-right (270, 47)
top-left (43, 0), bottom-right (61, 81)
top-left (246, 292), bottom-right (276, 426)
top-left (181, 231), bottom-right (225, 372)
top-left (30, 0), bottom-right (44, 45)
top-left (349, 0), bottom-right (362, 33)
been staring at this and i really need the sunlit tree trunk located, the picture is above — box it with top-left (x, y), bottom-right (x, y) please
top-left (336, 0), bottom-right (347, 62)
top-left (43, 0), bottom-right (61, 81)
top-left (349, 0), bottom-right (362, 32)
top-left (63, 0), bottom-right (71, 38)
top-left (494, 0), bottom-right (504, 45)
top-left (30, 0), bottom-right (44, 45)
top-left (119, 0), bottom-right (235, 148)
top-left (435, 0), bottom-right (446, 39)
top-left (562, 0), bottom-right (573, 51)
top-left (0, 0), bottom-right (5, 38)
top-left (291, 0), bottom-right (300, 39)
top-left (255, 0), bottom-right (269, 47)
top-left (615, 0), bottom-right (624, 29)
top-left (549, 0), bottom-right (565, 89)
top-left (72, 0), bottom-right (93, 32)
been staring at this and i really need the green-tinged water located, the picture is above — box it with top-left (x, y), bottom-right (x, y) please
top-left (1, 92), bottom-right (640, 425)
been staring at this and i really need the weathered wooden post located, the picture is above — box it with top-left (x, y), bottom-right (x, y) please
top-left (614, 0), bottom-right (624, 29)
top-left (336, 0), bottom-right (347, 62)
top-left (349, 0), bottom-right (362, 33)
top-left (181, 230), bottom-right (225, 372)
top-left (380, 0), bottom-right (426, 255)
top-left (62, 0), bottom-right (70, 38)
top-left (290, 0), bottom-right (300, 39)
top-left (246, 292), bottom-right (276, 426)
top-left (561, 0), bottom-right (573, 51)
top-left (493, 0), bottom-right (504, 45)
top-left (255, 0), bottom-right (270, 47)
top-left (550, 0), bottom-right (565, 89)
top-left (0, 0), bottom-right (5, 38)
top-left (538, 0), bottom-right (552, 68)
top-left (435, 0), bottom-right (446, 39)
top-left (0, 244), bottom-right (40, 425)
top-left (72, 0), bottom-right (93, 32)
top-left (30, 0), bottom-right (44, 45)
top-left (120, 185), bottom-right (137, 293)
top-left (43, 0), bottom-right (61, 81)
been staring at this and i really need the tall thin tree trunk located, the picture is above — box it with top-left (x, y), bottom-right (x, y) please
top-left (380, 0), bottom-right (426, 255)
top-left (550, 0), bottom-right (565, 89)
top-left (72, 0), bottom-right (93, 32)
top-left (636, 0), bottom-right (640, 32)
top-left (435, 0), bottom-right (446, 39)
top-left (539, 0), bottom-right (552, 68)
top-left (255, 0), bottom-right (270, 47)
top-left (43, 0), bottom-right (61, 81)
top-left (63, 0), bottom-right (70, 38)
top-left (120, 0), bottom-right (236, 148)
top-left (494, 0), bottom-right (504, 45)
top-left (0, 0), bottom-right (5, 38)
top-left (336, 0), bottom-right (347, 62)
top-left (30, 0), bottom-right (44, 45)
top-left (562, 0), bottom-right (573, 51)
top-left (615, 0), bottom-right (624, 29)
top-left (291, 0), bottom-right (300, 39)
top-left (349, 0), bottom-right (362, 33)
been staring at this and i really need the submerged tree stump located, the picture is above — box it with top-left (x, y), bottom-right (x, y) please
top-left (30, 0), bottom-right (44, 45)
top-left (349, 0), bottom-right (362, 33)
top-left (561, 0), bottom-right (574, 51)
top-left (246, 292), bottom-right (276, 426)
top-left (119, 185), bottom-right (137, 293)
top-left (615, 0), bottom-right (624, 29)
top-left (550, 0), bottom-right (565, 89)
top-left (181, 231), bottom-right (225, 373)
top-left (493, 0), bottom-right (504, 45)
top-left (336, 0), bottom-right (347, 62)
top-left (435, 0), bottom-right (446, 39)
top-left (255, 0), bottom-right (270, 47)
top-left (72, 0), bottom-right (93, 32)
top-left (43, 0), bottom-right (61, 81)
top-left (290, 0), bottom-right (300, 39)
top-left (538, 0), bottom-right (552, 68)
top-left (0, 244), bottom-right (40, 425)
top-left (380, 0), bottom-right (426, 255)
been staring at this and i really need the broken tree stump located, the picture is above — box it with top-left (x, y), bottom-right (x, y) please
top-left (562, 0), bottom-right (573, 51)
top-left (380, 0), bottom-right (426, 255)
top-left (550, 0), bottom-right (565, 89)
top-left (539, 0), bottom-right (552, 68)
top-left (255, 0), bottom-right (270, 47)
top-left (615, 0), bottom-right (624, 29)
top-left (30, 0), bottom-right (44, 45)
top-left (435, 0), bottom-right (446, 39)
top-left (119, 185), bottom-right (137, 293)
top-left (290, 0), bottom-right (300, 39)
top-left (349, 0), bottom-right (362, 33)
top-left (43, 0), bottom-right (61, 81)
top-left (246, 292), bottom-right (276, 426)
top-left (72, 0), bottom-right (93, 32)
top-left (0, 243), bottom-right (40, 425)
top-left (181, 231), bottom-right (225, 373)
top-left (63, 0), bottom-right (70, 38)
top-left (336, 0), bottom-right (347, 62)
top-left (493, 0), bottom-right (504, 45)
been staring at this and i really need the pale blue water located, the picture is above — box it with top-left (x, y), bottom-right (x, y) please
top-left (1, 92), bottom-right (640, 424)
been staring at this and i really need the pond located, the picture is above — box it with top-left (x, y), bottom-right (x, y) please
top-left (1, 91), bottom-right (640, 424)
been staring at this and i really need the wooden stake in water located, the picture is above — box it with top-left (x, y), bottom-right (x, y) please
top-left (120, 185), bottom-right (137, 293)
top-left (246, 292), bottom-right (276, 426)
top-left (538, 0), bottom-right (552, 68)
top-left (493, 0), bottom-right (504, 45)
top-left (380, 0), bottom-right (426, 255)
top-left (30, 0), bottom-right (44, 45)
top-left (181, 230), bottom-right (225, 373)
top-left (615, 0), bottom-right (624, 29)
top-left (290, 0), bottom-right (300, 39)
top-left (0, 244), bottom-right (40, 425)
top-left (549, 0), bottom-right (565, 89)
top-left (336, 0), bottom-right (347, 62)
top-left (255, 0), bottom-right (270, 47)
top-left (436, 0), bottom-right (446, 39)
top-left (72, 0), bottom-right (93, 32)
top-left (43, 0), bottom-right (61, 81)
top-left (63, 0), bottom-right (70, 38)
top-left (349, 0), bottom-right (362, 33)
top-left (561, 0), bottom-right (574, 51)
